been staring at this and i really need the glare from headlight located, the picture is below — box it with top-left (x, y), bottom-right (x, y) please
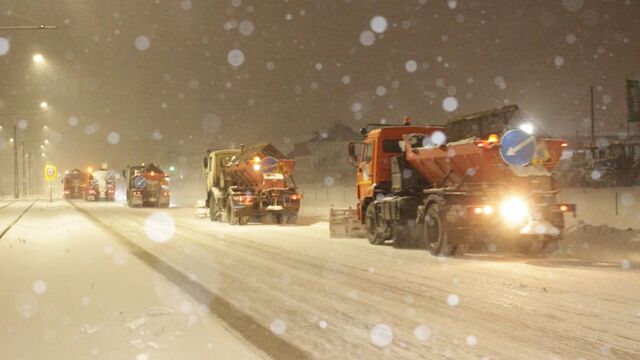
top-left (500, 197), bottom-right (529, 224)
top-left (253, 163), bottom-right (261, 171)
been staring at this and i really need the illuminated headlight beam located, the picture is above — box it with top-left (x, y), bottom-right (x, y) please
top-left (500, 197), bottom-right (529, 224)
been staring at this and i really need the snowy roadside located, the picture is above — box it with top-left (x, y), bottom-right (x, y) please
top-left (0, 200), bottom-right (268, 360)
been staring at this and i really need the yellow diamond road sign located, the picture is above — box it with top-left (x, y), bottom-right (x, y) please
top-left (44, 164), bottom-right (57, 182)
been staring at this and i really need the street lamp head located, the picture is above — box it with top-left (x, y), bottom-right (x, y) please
top-left (33, 53), bottom-right (45, 64)
top-left (44, 139), bottom-right (49, 144)
top-left (40, 101), bottom-right (48, 110)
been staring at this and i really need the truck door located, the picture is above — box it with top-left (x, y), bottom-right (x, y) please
top-left (357, 140), bottom-right (375, 201)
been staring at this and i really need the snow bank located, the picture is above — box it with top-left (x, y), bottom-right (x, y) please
top-left (558, 187), bottom-right (640, 230)
top-left (554, 222), bottom-right (640, 264)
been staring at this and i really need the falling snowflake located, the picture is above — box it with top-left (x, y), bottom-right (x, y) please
top-left (324, 176), bottom-right (335, 187)
top-left (466, 335), bottom-right (477, 346)
top-left (227, 49), bottom-right (245, 67)
top-left (180, 0), bottom-right (192, 10)
top-left (144, 212), bottom-right (175, 243)
top-left (270, 319), bottom-right (286, 335)
top-left (107, 132), bottom-right (120, 144)
top-left (238, 20), bottom-right (255, 36)
top-left (442, 97), bottom-right (459, 112)
top-left (370, 324), bottom-right (393, 347)
top-left (447, 294), bottom-right (459, 306)
top-left (561, 0), bottom-right (584, 12)
top-left (134, 36), bottom-right (150, 51)
top-left (405, 60), bottom-right (418, 73)
top-left (33, 280), bottom-right (47, 295)
top-left (414, 324), bottom-right (432, 341)
top-left (370, 16), bottom-right (388, 34)
top-left (359, 30), bottom-right (375, 46)
top-left (431, 131), bottom-right (447, 146)
top-left (376, 86), bottom-right (387, 97)
top-left (144, 129), bottom-right (161, 142)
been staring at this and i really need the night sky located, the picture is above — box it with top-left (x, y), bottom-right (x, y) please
top-left (0, 0), bottom-right (638, 172)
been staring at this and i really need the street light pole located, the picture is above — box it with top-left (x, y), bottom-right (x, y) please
top-left (13, 125), bottom-right (18, 199)
top-left (27, 153), bottom-right (32, 196)
top-left (21, 141), bottom-right (26, 197)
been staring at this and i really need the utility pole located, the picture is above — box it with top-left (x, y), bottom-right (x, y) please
top-left (27, 153), bottom-right (32, 196)
top-left (590, 86), bottom-right (595, 147)
top-left (21, 141), bottom-right (27, 197)
top-left (13, 125), bottom-right (18, 199)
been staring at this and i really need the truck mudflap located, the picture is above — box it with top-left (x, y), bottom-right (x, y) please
top-left (329, 207), bottom-right (365, 238)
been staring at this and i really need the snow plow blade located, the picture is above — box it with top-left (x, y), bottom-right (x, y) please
top-left (329, 207), bottom-right (365, 238)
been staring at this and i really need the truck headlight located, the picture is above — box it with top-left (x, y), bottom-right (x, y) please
top-left (500, 197), bottom-right (529, 224)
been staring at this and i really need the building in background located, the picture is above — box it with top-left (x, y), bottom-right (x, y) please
top-left (289, 122), bottom-right (360, 186)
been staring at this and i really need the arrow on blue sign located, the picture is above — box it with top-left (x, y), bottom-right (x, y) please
top-left (500, 129), bottom-right (537, 166)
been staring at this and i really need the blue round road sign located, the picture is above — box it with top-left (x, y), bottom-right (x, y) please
top-left (133, 176), bottom-right (146, 189)
top-left (261, 156), bottom-right (279, 173)
top-left (500, 129), bottom-right (536, 166)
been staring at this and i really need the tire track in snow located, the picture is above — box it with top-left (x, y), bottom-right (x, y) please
top-left (69, 200), bottom-right (310, 360)
top-left (0, 200), bottom-right (36, 239)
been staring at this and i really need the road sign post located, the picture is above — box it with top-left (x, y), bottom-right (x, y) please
top-left (44, 163), bottom-right (58, 203)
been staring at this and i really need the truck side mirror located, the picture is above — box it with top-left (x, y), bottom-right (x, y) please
top-left (348, 142), bottom-right (360, 168)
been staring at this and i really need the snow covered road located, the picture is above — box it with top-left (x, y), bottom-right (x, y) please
top-left (2, 199), bottom-right (639, 359)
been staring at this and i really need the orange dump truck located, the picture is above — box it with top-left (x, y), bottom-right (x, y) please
top-left (330, 105), bottom-right (575, 255)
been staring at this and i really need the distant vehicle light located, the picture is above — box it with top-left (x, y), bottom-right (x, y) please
top-left (483, 205), bottom-right (494, 215)
top-left (253, 163), bottom-right (261, 171)
top-left (561, 142), bottom-right (568, 147)
top-left (487, 134), bottom-right (499, 143)
top-left (253, 156), bottom-right (261, 163)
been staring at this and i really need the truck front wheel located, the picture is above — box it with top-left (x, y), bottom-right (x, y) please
top-left (209, 196), bottom-right (217, 221)
top-left (424, 203), bottom-right (455, 256)
top-left (365, 204), bottom-right (385, 245)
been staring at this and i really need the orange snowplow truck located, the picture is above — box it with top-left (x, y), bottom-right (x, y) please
top-left (203, 143), bottom-right (301, 225)
top-left (330, 105), bottom-right (575, 256)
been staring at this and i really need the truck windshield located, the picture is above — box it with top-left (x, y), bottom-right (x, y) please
top-left (382, 139), bottom-right (403, 153)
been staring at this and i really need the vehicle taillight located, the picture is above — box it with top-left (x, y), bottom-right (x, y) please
top-left (289, 194), bottom-right (303, 200)
top-left (554, 203), bottom-right (576, 215)
top-left (561, 142), bottom-right (568, 147)
top-left (163, 191), bottom-right (170, 197)
top-left (64, 190), bottom-right (70, 194)
top-left (468, 205), bottom-right (494, 216)
top-left (233, 195), bottom-right (254, 205)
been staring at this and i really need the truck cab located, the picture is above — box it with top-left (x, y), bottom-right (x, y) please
top-left (348, 124), bottom-right (444, 222)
